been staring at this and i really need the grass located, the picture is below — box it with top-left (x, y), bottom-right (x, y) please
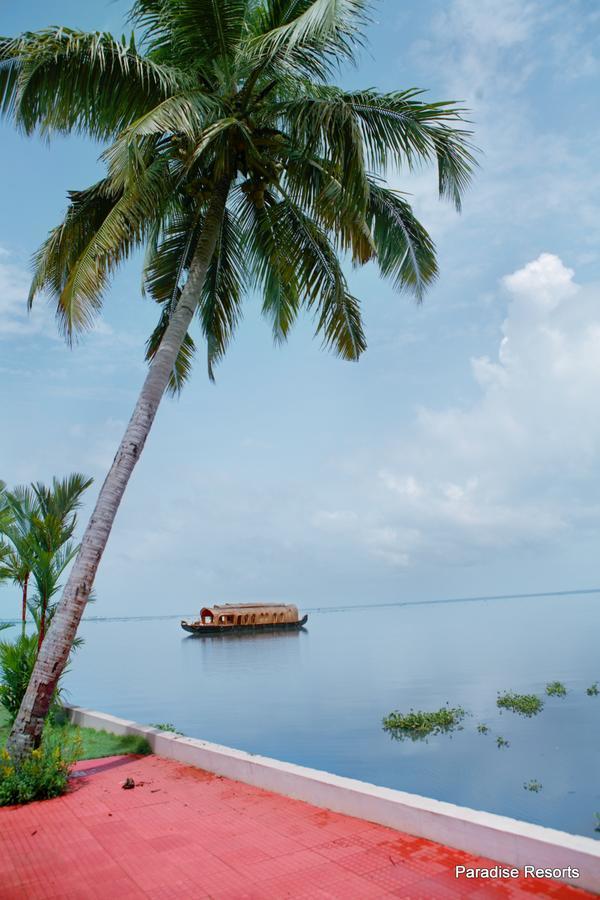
top-left (1, 705), bottom-right (150, 760)
top-left (497, 691), bottom-right (544, 717)
top-left (383, 705), bottom-right (466, 740)
top-left (545, 681), bottom-right (567, 697)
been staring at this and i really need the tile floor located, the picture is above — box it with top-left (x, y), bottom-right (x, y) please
top-left (0, 754), bottom-right (595, 899)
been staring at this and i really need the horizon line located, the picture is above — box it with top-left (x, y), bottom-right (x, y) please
top-left (2, 586), bottom-right (599, 625)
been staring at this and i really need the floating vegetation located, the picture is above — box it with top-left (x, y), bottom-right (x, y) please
top-left (524, 780), bottom-right (542, 792)
top-left (497, 691), bottom-right (544, 717)
top-left (587, 683), bottom-right (599, 697)
top-left (476, 723), bottom-right (490, 735)
top-left (545, 681), bottom-right (567, 697)
top-left (496, 736), bottom-right (510, 748)
top-left (382, 705), bottom-right (466, 741)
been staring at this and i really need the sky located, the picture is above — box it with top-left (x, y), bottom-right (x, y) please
top-left (1, 0), bottom-right (600, 617)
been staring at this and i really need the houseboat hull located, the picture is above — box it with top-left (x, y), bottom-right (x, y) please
top-left (181, 614), bottom-right (308, 636)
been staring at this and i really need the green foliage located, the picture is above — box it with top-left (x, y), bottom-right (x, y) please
top-left (0, 728), bottom-right (81, 806)
top-left (586, 683), bottom-right (599, 696)
top-left (476, 723), bottom-right (490, 735)
top-left (497, 691), bottom-right (544, 717)
top-left (524, 780), bottom-right (542, 793)
top-left (0, 633), bottom-right (40, 720)
top-left (0, 631), bottom-right (69, 723)
top-left (1, 0), bottom-right (476, 384)
top-left (496, 736), bottom-right (510, 749)
top-left (150, 722), bottom-right (183, 735)
top-left (0, 474), bottom-right (92, 633)
top-left (383, 705), bottom-right (466, 740)
top-left (545, 681), bottom-right (567, 697)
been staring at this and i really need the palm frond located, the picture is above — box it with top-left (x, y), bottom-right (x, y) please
top-left (278, 86), bottom-right (476, 210)
top-left (131, 0), bottom-right (250, 81)
top-left (0, 28), bottom-right (184, 138)
top-left (199, 208), bottom-right (247, 380)
top-left (246, 0), bottom-right (370, 79)
top-left (243, 190), bottom-right (366, 359)
top-left (103, 92), bottom-right (224, 185)
top-left (31, 160), bottom-right (175, 338)
top-left (29, 178), bottom-right (122, 319)
top-left (234, 186), bottom-right (301, 344)
top-left (366, 179), bottom-right (438, 300)
top-left (283, 151), bottom-right (374, 263)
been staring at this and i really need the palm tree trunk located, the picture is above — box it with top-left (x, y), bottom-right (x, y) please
top-left (7, 180), bottom-right (231, 762)
top-left (38, 592), bottom-right (47, 650)
top-left (21, 574), bottom-right (28, 625)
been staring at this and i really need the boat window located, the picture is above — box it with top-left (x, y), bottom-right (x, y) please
top-left (219, 615), bottom-right (226, 623)
top-left (251, 614), bottom-right (255, 623)
top-left (237, 616), bottom-right (242, 625)
top-left (226, 615), bottom-right (234, 624)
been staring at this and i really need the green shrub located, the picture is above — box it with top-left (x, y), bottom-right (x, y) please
top-left (497, 691), bottom-right (543, 717)
top-left (545, 681), bottom-right (567, 697)
top-left (0, 633), bottom-right (39, 720)
top-left (0, 729), bottom-right (81, 806)
top-left (383, 705), bottom-right (466, 740)
top-left (0, 633), bottom-right (63, 723)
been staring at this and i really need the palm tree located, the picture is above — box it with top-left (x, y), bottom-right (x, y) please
top-left (27, 475), bottom-right (92, 646)
top-left (0, 476), bottom-right (91, 633)
top-left (0, 0), bottom-right (475, 760)
top-left (29, 542), bottom-right (79, 649)
top-left (0, 486), bottom-right (39, 626)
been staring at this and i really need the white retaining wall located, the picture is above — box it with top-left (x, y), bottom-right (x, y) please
top-left (66, 706), bottom-right (600, 894)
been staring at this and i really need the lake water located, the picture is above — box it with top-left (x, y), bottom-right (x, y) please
top-left (61, 592), bottom-right (600, 839)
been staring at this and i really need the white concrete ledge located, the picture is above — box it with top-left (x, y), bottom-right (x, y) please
top-left (66, 705), bottom-right (600, 893)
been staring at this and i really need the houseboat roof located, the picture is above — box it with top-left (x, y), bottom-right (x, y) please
top-left (213, 603), bottom-right (296, 610)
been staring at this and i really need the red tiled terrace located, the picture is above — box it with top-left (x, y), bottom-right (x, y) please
top-left (0, 754), bottom-right (595, 899)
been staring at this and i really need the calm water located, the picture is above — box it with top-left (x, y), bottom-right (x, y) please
top-left (62, 593), bottom-right (600, 839)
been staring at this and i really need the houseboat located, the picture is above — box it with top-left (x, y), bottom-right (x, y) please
top-left (181, 603), bottom-right (308, 635)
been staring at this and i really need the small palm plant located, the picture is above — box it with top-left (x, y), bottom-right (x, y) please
top-left (0, 476), bottom-right (91, 638)
top-left (0, 486), bottom-right (38, 625)
top-left (1, 0), bottom-right (476, 759)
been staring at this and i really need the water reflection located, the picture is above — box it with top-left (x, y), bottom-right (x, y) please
top-left (181, 627), bottom-right (307, 644)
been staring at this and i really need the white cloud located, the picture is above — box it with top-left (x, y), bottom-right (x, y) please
top-left (312, 254), bottom-right (600, 566)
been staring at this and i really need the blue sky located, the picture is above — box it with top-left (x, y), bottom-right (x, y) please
top-left (1, 0), bottom-right (600, 617)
